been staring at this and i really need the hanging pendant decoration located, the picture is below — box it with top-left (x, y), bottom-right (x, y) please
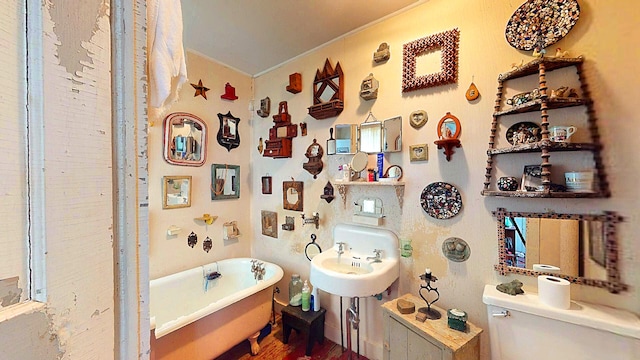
top-left (203, 237), bottom-right (213, 253)
top-left (465, 80), bottom-right (480, 101)
top-left (187, 231), bottom-right (198, 248)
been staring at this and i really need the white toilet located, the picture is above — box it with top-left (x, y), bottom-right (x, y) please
top-left (483, 284), bottom-right (640, 360)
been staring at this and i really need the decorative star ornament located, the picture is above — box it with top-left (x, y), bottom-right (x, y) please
top-left (191, 79), bottom-right (209, 99)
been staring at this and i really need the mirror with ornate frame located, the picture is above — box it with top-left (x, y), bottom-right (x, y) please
top-left (283, 180), bottom-right (304, 211)
top-left (493, 207), bottom-right (626, 293)
top-left (217, 111), bottom-right (240, 151)
top-left (162, 176), bottom-right (192, 209)
top-left (163, 112), bottom-right (207, 167)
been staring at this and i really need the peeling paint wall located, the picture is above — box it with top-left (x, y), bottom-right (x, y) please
top-left (0, 0), bottom-right (28, 308)
top-left (0, 0), bottom-right (116, 358)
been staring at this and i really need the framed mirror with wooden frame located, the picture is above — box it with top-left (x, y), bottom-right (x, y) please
top-left (283, 180), bottom-right (303, 211)
top-left (162, 176), bottom-right (192, 209)
top-left (211, 164), bottom-right (240, 200)
top-left (493, 207), bottom-right (626, 293)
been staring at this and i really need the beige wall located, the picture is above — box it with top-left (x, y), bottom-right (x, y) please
top-left (247, 1), bottom-right (640, 359)
top-left (148, 51), bottom-right (254, 279)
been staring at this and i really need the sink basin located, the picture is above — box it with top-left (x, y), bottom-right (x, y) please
top-left (310, 223), bottom-right (399, 298)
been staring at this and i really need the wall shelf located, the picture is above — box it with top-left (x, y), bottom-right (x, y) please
top-left (333, 181), bottom-right (405, 211)
top-left (482, 56), bottom-right (610, 198)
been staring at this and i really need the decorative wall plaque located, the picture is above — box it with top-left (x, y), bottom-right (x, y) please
top-left (402, 28), bottom-right (459, 92)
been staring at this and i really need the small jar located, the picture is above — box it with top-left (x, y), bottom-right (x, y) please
top-left (368, 169), bottom-right (375, 182)
top-left (289, 274), bottom-right (302, 306)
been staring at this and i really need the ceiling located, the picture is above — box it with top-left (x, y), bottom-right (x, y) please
top-left (181, 0), bottom-right (423, 76)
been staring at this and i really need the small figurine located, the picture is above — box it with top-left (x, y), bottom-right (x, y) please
top-left (532, 45), bottom-right (546, 58)
top-left (496, 279), bottom-right (525, 296)
top-left (510, 59), bottom-right (524, 70)
top-left (554, 48), bottom-right (569, 58)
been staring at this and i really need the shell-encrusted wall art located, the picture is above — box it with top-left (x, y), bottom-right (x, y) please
top-left (402, 28), bottom-right (459, 93)
top-left (420, 182), bottom-right (462, 219)
top-left (505, 0), bottom-right (580, 51)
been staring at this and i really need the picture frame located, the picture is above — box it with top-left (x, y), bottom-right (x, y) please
top-left (162, 176), bottom-right (192, 209)
top-left (520, 165), bottom-right (543, 191)
top-left (211, 164), bottom-right (240, 200)
top-left (402, 28), bottom-right (459, 93)
top-left (409, 144), bottom-right (428, 162)
top-left (261, 175), bottom-right (272, 194)
top-left (261, 210), bottom-right (278, 238)
top-left (283, 180), bottom-right (304, 211)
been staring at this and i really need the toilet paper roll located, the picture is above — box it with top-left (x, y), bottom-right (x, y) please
top-left (533, 264), bottom-right (561, 273)
top-left (538, 275), bottom-right (570, 309)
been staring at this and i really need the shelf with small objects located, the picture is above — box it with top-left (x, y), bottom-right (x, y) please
top-left (481, 56), bottom-right (610, 198)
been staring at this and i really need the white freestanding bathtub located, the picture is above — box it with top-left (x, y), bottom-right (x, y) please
top-left (150, 258), bottom-right (283, 360)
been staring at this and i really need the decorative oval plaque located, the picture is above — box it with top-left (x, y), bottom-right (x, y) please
top-left (420, 182), bottom-right (462, 219)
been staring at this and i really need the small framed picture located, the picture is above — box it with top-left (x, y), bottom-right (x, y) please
top-left (409, 144), bottom-right (428, 162)
top-left (261, 210), bottom-right (278, 238)
top-left (521, 165), bottom-right (543, 191)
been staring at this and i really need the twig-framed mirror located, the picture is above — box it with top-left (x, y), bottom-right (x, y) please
top-left (283, 180), bottom-right (304, 211)
top-left (162, 176), bottom-right (192, 209)
top-left (211, 164), bottom-right (240, 200)
top-left (493, 207), bottom-right (626, 293)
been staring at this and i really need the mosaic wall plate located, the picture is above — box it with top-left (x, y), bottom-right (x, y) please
top-left (505, 0), bottom-right (580, 51)
top-left (506, 121), bottom-right (541, 145)
top-left (420, 182), bottom-right (462, 219)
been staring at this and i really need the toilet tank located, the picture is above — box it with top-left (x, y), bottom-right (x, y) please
top-left (482, 284), bottom-right (640, 360)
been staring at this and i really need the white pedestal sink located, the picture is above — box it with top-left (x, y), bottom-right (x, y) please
top-left (310, 223), bottom-right (399, 298)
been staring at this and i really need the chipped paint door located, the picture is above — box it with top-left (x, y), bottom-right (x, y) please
top-left (0, 0), bottom-right (28, 308)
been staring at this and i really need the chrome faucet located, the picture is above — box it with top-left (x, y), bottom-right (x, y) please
top-left (251, 260), bottom-right (265, 281)
top-left (335, 242), bottom-right (346, 263)
top-left (366, 249), bottom-right (383, 263)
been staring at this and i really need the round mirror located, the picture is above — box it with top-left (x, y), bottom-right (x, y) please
top-left (305, 234), bottom-right (322, 261)
top-left (350, 151), bottom-right (369, 172)
top-left (384, 165), bottom-right (403, 180)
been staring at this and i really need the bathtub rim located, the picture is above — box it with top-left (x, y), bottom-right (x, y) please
top-left (150, 257), bottom-right (283, 338)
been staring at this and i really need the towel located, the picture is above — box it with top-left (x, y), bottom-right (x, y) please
top-left (148, 0), bottom-right (188, 116)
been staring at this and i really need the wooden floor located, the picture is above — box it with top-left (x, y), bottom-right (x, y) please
top-left (215, 316), bottom-right (369, 360)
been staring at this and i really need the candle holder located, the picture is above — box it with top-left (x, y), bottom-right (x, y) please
top-left (418, 269), bottom-right (441, 320)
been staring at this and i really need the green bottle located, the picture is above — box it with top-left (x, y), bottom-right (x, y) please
top-left (301, 280), bottom-right (310, 311)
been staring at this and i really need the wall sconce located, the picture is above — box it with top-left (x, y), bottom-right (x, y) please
top-left (301, 212), bottom-right (319, 229)
top-left (223, 221), bottom-right (240, 240)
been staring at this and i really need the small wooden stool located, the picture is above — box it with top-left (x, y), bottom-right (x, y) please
top-left (281, 305), bottom-right (326, 356)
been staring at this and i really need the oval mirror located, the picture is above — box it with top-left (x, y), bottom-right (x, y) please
top-left (305, 234), bottom-right (322, 261)
top-left (350, 151), bottom-right (369, 172)
top-left (163, 112), bottom-right (207, 166)
top-left (436, 112), bottom-right (461, 139)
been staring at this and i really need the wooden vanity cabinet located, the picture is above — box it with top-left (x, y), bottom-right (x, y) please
top-left (382, 294), bottom-right (482, 360)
